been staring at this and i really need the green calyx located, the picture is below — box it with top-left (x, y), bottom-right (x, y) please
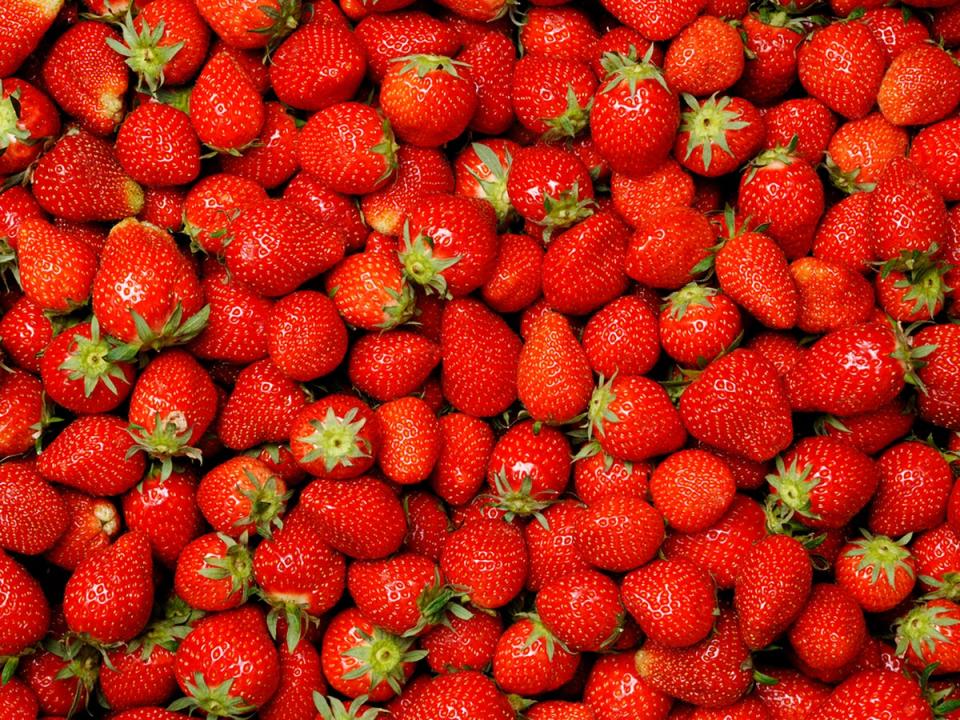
top-left (313, 692), bottom-right (386, 720)
top-left (845, 530), bottom-right (914, 586)
top-left (58, 317), bottom-right (129, 398)
top-left (744, 137), bottom-right (800, 183)
top-left (393, 53), bottom-right (471, 80)
top-left (599, 45), bottom-right (667, 95)
top-left (0, 236), bottom-right (17, 291)
top-left (108, 303), bottom-right (211, 362)
top-left (895, 602), bottom-right (960, 662)
top-left (888, 318), bottom-right (939, 394)
top-left (371, 115), bottom-right (400, 188)
top-left (168, 673), bottom-right (256, 720)
top-left (880, 245), bottom-right (953, 320)
top-left (45, 637), bottom-right (101, 717)
top-left (398, 223), bottom-right (462, 298)
top-left (922, 572), bottom-right (960, 602)
top-left (407, 570), bottom-right (473, 637)
top-left (483, 470), bottom-right (556, 528)
top-left (824, 153), bottom-right (875, 194)
top-left (298, 405), bottom-right (372, 473)
top-left (106, 12), bottom-right (184, 95)
top-left (0, 85), bottom-right (29, 151)
top-left (341, 626), bottom-right (427, 695)
top-left (128, 596), bottom-right (204, 661)
top-left (540, 182), bottom-right (596, 242)
top-left (664, 282), bottom-right (718, 321)
top-left (467, 142), bottom-right (514, 225)
top-left (198, 533), bottom-right (254, 602)
top-left (766, 455), bottom-right (821, 520)
top-left (127, 412), bottom-right (203, 481)
top-left (542, 85), bottom-right (593, 141)
top-left (680, 93), bottom-right (749, 173)
top-left (265, 597), bottom-right (320, 653)
top-left (237, 470), bottom-right (290, 539)
top-left (251, 0), bottom-right (302, 48)
top-left (585, 374), bottom-right (620, 441)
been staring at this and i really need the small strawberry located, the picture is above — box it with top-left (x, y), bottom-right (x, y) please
top-left (626, 206), bottom-right (715, 290)
top-left (611, 159), bottom-right (695, 228)
top-left (826, 112), bottom-right (907, 193)
top-left (217, 359), bottom-right (308, 450)
top-left (123, 469), bottom-right (202, 567)
top-left (0, 296), bottom-right (52, 373)
top-left (440, 517), bottom-right (528, 609)
top-left (0, 78), bottom-right (60, 176)
top-left (650, 449), bottom-right (736, 533)
top-left (574, 451), bottom-right (650, 504)
top-left (816, 398), bottom-right (914, 456)
top-left (326, 251), bottom-right (416, 331)
top-left (520, 5), bottom-right (598, 62)
top-left (896, 598), bottom-right (960, 674)
top-left (197, 455), bottom-right (289, 539)
top-left (375, 396), bottom-right (440, 485)
top-left (659, 284), bottom-right (742, 368)
top-left (0, 549), bottom-right (51, 665)
top-left (861, 6), bottom-right (929, 60)
top-left (289, 394), bottom-right (380, 480)
top-left (836, 531), bottom-right (915, 613)
top-left (182, 172), bottom-right (267, 255)
top-left (0, 368), bottom-right (42, 458)
top-left (284, 173), bottom-right (366, 250)
top-left (507, 144), bottom-right (595, 237)
top-left (430, 412), bottom-right (494, 507)
top-left (220, 101), bottom-right (299, 189)
top-left (493, 615), bottom-right (580, 696)
top-left (174, 532), bottom-right (253, 611)
top-left (791, 256), bottom-right (874, 334)
top-left (664, 15), bottom-right (745, 96)
top-left (0, 677), bottom-right (39, 718)
top-left (16, 218), bottom-right (97, 315)
top-left (789, 583), bottom-right (867, 672)
top-left (584, 652), bottom-right (672, 720)
top-left (0, 461), bottom-right (68, 556)
top-left (99, 641), bottom-right (180, 712)
top-left (260, 637), bottom-right (327, 720)
top-left (402, 670), bottom-right (514, 720)
top-left (910, 117), bottom-right (960, 202)
top-left (735, 9), bottom-right (805, 104)
top-left (190, 50), bottom-right (265, 152)
top-left (575, 495), bottom-right (664, 573)
top-left (535, 568), bottom-right (622, 652)
top-left (511, 55), bottom-right (596, 139)
top-left (45, 490), bottom-right (119, 570)
top-left (583, 295), bottom-right (660, 377)
top-left (195, 0), bottom-right (300, 49)
top-left (362, 146), bottom-right (455, 236)
top-left (915, 324), bottom-right (960, 431)
top-left (675, 94), bottom-right (764, 177)
top-left (599, 0), bottom-right (705, 41)
top-left (460, 29), bottom-right (516, 135)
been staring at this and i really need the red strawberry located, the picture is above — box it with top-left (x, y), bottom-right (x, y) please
top-left (197, 455), bottom-right (289, 539)
top-left (0, 78), bottom-right (60, 176)
top-left (870, 157), bottom-right (949, 261)
top-left (172, 605), bottom-right (280, 716)
top-left (650, 449), bottom-right (736, 533)
top-left (816, 669), bottom-right (932, 720)
top-left (635, 608), bottom-right (752, 707)
top-left (826, 112), bottom-right (907, 192)
top-left (817, 398), bottom-right (914, 456)
top-left (878, 44), bottom-right (960, 126)
top-left (0, 368), bottom-right (42, 457)
top-left (326, 251), bottom-right (416, 331)
top-left (220, 101), bottom-right (299, 189)
top-left (403, 670), bottom-right (513, 720)
top-left (182, 172), bottom-right (267, 255)
top-left (115, 101), bottom-right (201, 187)
top-left (301, 476), bottom-right (407, 559)
top-left (521, 5), bottom-right (598, 62)
top-left (511, 55), bottom-right (596, 139)
top-left (611, 159), bottom-right (695, 228)
top-left (123, 469), bottom-right (202, 567)
top-left (535, 568), bottom-right (622, 652)
top-left (260, 637), bottom-right (327, 720)
top-left (100, 643), bottom-right (179, 712)
top-left (31, 128), bottom-right (144, 222)
top-left (217, 359), bottom-right (308, 450)
top-left (195, 0), bottom-right (299, 49)
top-left (41, 21), bottom-right (127, 136)
top-left (430, 412), bottom-right (494, 506)
top-left (0, 0), bottom-right (63, 77)
top-left (791, 257), bottom-right (874, 333)
top-left (762, 97), bottom-right (837, 166)
top-left (64, 531), bottom-right (154, 644)
top-left (375, 396), bottom-right (440, 485)
top-left (288, 394), bottom-right (380, 480)
top-left (0, 296), bottom-right (52, 373)
top-left (174, 532), bottom-right (253, 611)
top-left (284, 173), bottom-right (366, 250)
top-left (0, 461), bottom-right (68, 555)
top-left (753, 666), bottom-right (831, 720)
top-left (665, 15), bottom-right (745, 96)
top-left (355, 11), bottom-right (460, 82)
top-left (460, 29), bottom-right (515, 136)
top-left (16, 218), bottom-right (97, 314)
top-left (224, 198), bottom-right (345, 297)
top-left (861, 6), bottom-right (929, 60)
top-left (190, 51), bottom-right (265, 152)
top-left (622, 558), bottom-right (717, 648)
top-left (915, 324), bottom-right (960, 431)
top-left (581, 295), bottom-right (660, 378)
top-left (507, 145), bottom-right (595, 237)
top-left (440, 517), bottom-right (528, 609)
top-left (20, 645), bottom-right (93, 716)
top-left (363, 146), bottom-right (455, 236)
top-left (895, 598), bottom-right (960, 674)
top-left (575, 495), bottom-right (664, 573)
top-left (0, 549), bottom-right (50, 664)
top-left (584, 652), bottom-right (672, 720)
top-left (599, 0), bottom-right (706, 41)
top-left (659, 285), bottom-right (742, 368)
top-left (348, 331), bottom-right (440, 402)
top-left (0, 677), bottom-right (39, 719)
top-left (911, 117), bottom-right (960, 202)
top-left (267, 290), bottom-right (347, 382)
top-left (574, 451), bottom-right (650, 504)
top-left (869, 440), bottom-right (953, 537)
top-left (676, 95), bottom-right (763, 177)
top-left (493, 615), bottom-right (580, 696)
top-left (735, 10), bottom-right (805, 104)
top-left (789, 583), bottom-right (867, 672)
top-left (836, 531), bottom-right (915, 613)
top-left (45, 490), bottom-right (119, 570)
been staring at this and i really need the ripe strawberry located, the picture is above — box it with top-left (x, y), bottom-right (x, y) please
top-left (440, 517), bottom-right (528, 609)
top-left (45, 490), bottom-right (119, 570)
top-left (0, 677), bottom-right (39, 719)
top-left (123, 469), bottom-right (202, 568)
top-left (611, 162), bottom-right (693, 232)
top-left (217, 359), bottom-right (307, 450)
top-left (798, 21), bottom-right (885, 119)
top-left (41, 21), bottom-right (127, 136)
top-left (0, 368), bottom-right (43, 457)
top-left (542, 211), bottom-right (631, 315)
top-left (363, 146), bottom-right (455, 236)
top-left (836, 531), bottom-right (915, 613)
top-left (626, 206), bottom-right (714, 290)
top-left (349, 332), bottom-right (438, 404)
top-left (376, 397), bottom-right (440, 485)
top-left (429, 412), bottom-right (493, 507)
top-left (753, 666), bottom-right (831, 720)
top-left (511, 55), bottom-right (597, 139)
top-left (816, 669), bottom-right (932, 720)
top-left (16, 218), bottom-right (97, 314)
top-left (64, 531), bottom-right (154, 644)
top-left (269, 22), bottom-right (366, 111)
top-left (460, 29), bottom-right (516, 136)
top-left (789, 583), bottom-right (866, 672)
top-left (507, 145), bottom-right (595, 237)
top-left (527, 701), bottom-right (594, 720)
top-left (584, 652), bottom-right (672, 720)
top-left (267, 291), bottom-right (347, 382)
top-left (0, 548), bottom-right (50, 665)
top-left (521, 5), bottom-right (598, 62)
top-left (826, 113), bottom-right (907, 193)
top-left (182, 172), bottom-right (267, 254)
top-left (37, 414), bottom-right (144, 496)
top-left (195, 0), bottom-right (299, 49)
top-left (99, 642), bottom-right (180, 712)
top-left (871, 157), bottom-right (949, 261)
top-left (911, 117), bottom-right (960, 202)
top-left (116, 101), bottom-right (200, 188)
top-left (289, 394), bottom-right (379, 480)
top-left (299, 103), bottom-right (398, 196)
top-left (622, 558), bottom-right (717, 648)
top-left (659, 285), bottom-right (742, 368)
top-left (440, 298), bottom-right (521, 417)
top-left (575, 495), bottom-right (664, 573)
top-left (0, 78), bottom-right (60, 176)
top-left (260, 637), bottom-right (327, 720)
top-left (791, 257), bottom-right (874, 334)
top-left (861, 6), bottom-right (929, 60)
top-left (0, 296), bottom-right (51, 373)
top-left (283, 173), bottom-right (366, 250)
top-left (635, 608), bottom-right (752, 707)
top-left (591, 51), bottom-right (679, 179)
top-left (735, 10), bottom-right (805, 104)
top-left (0, 0), bottom-right (63, 77)
top-left (869, 441), bottom-right (954, 537)
top-left (354, 11), bottom-right (458, 82)
top-left (878, 44), bottom-right (960, 127)
top-left (761, 98), bottom-right (837, 166)
top-left (915, 324), bottom-right (960, 431)
top-left (20, 645), bottom-right (94, 716)
top-left (402, 670), bottom-right (514, 720)
top-left (31, 128), bottom-right (144, 222)
top-left (224, 198), bottom-right (345, 297)
top-left (301, 476), bottom-right (407, 559)
top-left (326, 251), bottom-right (416, 331)
top-left (817, 398), bottom-right (914, 456)
top-left (172, 605), bottom-right (280, 716)
top-left (582, 295), bottom-right (660, 378)
top-left (675, 95), bottom-right (763, 177)
top-left (599, 0), bottom-right (705, 41)
top-left (174, 532), bottom-right (253, 611)
top-left (533, 569), bottom-right (622, 653)
top-left (665, 16), bottom-right (744, 96)
top-left (574, 451), bottom-right (650, 504)
top-left (896, 598), bottom-right (960, 674)
top-left (0, 461), bottom-right (68, 557)
top-left (191, 51), bottom-right (265, 152)
top-left (219, 101), bottom-right (299, 189)
top-left (197, 455), bottom-right (289, 539)
top-left (493, 615), bottom-right (580, 695)
top-left (650, 449), bottom-right (736, 533)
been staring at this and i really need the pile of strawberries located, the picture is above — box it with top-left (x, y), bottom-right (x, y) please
top-left (3, 0), bottom-right (960, 717)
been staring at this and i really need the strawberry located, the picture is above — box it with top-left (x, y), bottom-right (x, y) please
top-left (591, 51), bottom-right (679, 179)
top-left (753, 667), bottom-right (831, 720)
top-left (31, 128), bottom-right (144, 222)
top-left (299, 103), bottom-right (398, 195)
top-left (583, 295), bottom-right (660, 377)
top-left (115, 101), bottom-right (201, 187)
top-left (260, 637), bottom-right (327, 720)
top-left (195, 0), bottom-right (299, 49)
top-left (507, 145), bottom-right (595, 237)
top-left (622, 557), bottom-right (717, 648)
top-left (64, 531), bottom-right (154, 644)
top-left (172, 605), bottom-right (280, 716)
top-left (0, 677), bottom-right (39, 718)
top-left (816, 669), bottom-right (932, 720)
top-left (524, 501), bottom-right (590, 593)
top-left (791, 257), bottom-right (874, 334)
top-left (520, 5), bottom-right (598, 62)
top-left (16, 218), bottom-right (97, 314)
top-left (534, 568), bottom-right (622, 653)
top-left (870, 157), bottom-right (949, 261)
top-left (761, 98), bottom-right (836, 166)
top-left (510, 55), bottom-right (597, 139)
top-left (440, 298), bottom-right (521, 417)
top-left (430, 412), bottom-right (493, 507)
top-left (460, 29), bottom-right (516, 135)
top-left (650, 449), bottom-right (736, 533)
top-left (0, 368), bottom-right (42, 457)
top-left (576, 494), bottom-right (664, 573)
top-left (663, 494), bottom-right (768, 588)
top-left (0, 549), bottom-right (50, 667)
top-left (836, 531), bottom-right (915, 613)
top-left (348, 332), bottom-right (439, 404)
top-left (41, 21), bottom-right (127, 136)
top-left (289, 394), bottom-right (380, 480)
top-left (826, 113), bottom-right (907, 192)
top-left (493, 615), bottom-right (580, 695)
top-left (217, 359), bottom-right (308, 450)
top-left (45, 490), bottom-right (119, 570)
top-left (635, 608), bottom-right (752, 707)
top-left (789, 583), bottom-right (866, 672)
top-left (253, 518), bottom-right (345, 648)
top-left (817, 398), bottom-right (914, 456)
top-left (191, 50), bottom-right (265, 152)
top-left (269, 21), bottom-right (366, 111)
top-left (190, 260), bottom-right (271, 364)
top-left (267, 290), bottom-right (347, 382)
top-left (0, 78), bottom-right (60, 176)
top-left (301, 476), bottom-right (407, 559)
top-left (0, 460), bottom-right (68, 556)
top-left (584, 652), bottom-right (672, 720)
top-left (659, 285), bottom-right (742, 368)
top-left (911, 117), bottom-right (960, 202)
top-left (0, 0), bottom-right (63, 77)
top-left (869, 441), bottom-right (954, 537)
top-left (542, 211), bottom-right (631, 315)
top-left (735, 9), bottom-right (805, 104)
top-left (225, 198), bottom-right (345, 297)
top-left (375, 396), bottom-right (440, 485)
top-left (440, 517), bottom-right (528, 609)
top-left (355, 11), bottom-right (459, 83)
top-left (326, 251), bottom-right (417, 331)
top-left (37, 414), bottom-right (144, 496)
top-left (611, 160), bottom-right (695, 228)
top-left (219, 101), bottom-right (299, 189)
top-left (626, 206), bottom-right (715, 289)
top-left (599, 0), bottom-right (706, 41)
top-left (798, 21), bottom-right (885, 119)
top-left (479, 232), bottom-right (542, 313)
top-left (197, 455), bottom-right (289, 539)
top-left (0, 296), bottom-right (52, 373)
top-left (284, 173), bottom-right (366, 250)
top-left (363, 146), bottom-right (455, 236)
top-left (174, 532), bottom-right (254, 611)
top-left (878, 44), bottom-right (960, 127)
top-left (768, 436), bottom-right (879, 530)
top-left (896, 598), bottom-right (960, 674)
top-left (915, 324), bottom-right (960, 431)
top-left (861, 7), bottom-right (929, 60)
top-left (586, 374), bottom-right (687, 462)
top-left (182, 172), bottom-right (267, 255)
top-left (380, 54), bottom-right (478, 148)
top-left (123, 469), bottom-right (202, 568)
top-left (403, 670), bottom-right (514, 720)
top-left (665, 16), bottom-right (744, 96)
top-left (675, 95), bottom-right (763, 177)
top-left (20, 645), bottom-right (93, 716)
top-left (100, 638), bottom-right (181, 712)
top-left (574, 451), bottom-right (650, 504)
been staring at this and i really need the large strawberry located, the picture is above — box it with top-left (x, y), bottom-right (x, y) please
top-left (440, 518), bottom-right (528, 610)
top-left (197, 455), bottom-right (289, 539)
top-left (0, 0), bottom-right (64, 77)
top-left (217, 359), bottom-right (308, 450)
top-left (915, 324), bottom-right (960, 431)
top-left (123, 469), bottom-right (203, 568)
top-left (584, 652), bottom-right (672, 720)
top-left (788, 583), bottom-right (866, 672)
top-left (815, 670), bottom-right (933, 720)
top-left (0, 461), bottom-right (68, 555)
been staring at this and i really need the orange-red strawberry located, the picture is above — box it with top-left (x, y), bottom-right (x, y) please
top-left (591, 26), bottom-right (661, 78)
top-left (217, 359), bottom-right (308, 450)
top-left (99, 640), bottom-right (180, 713)
top-left (191, 50), bottom-right (265, 152)
top-left (419, 608), bottom-right (501, 674)
top-left (626, 205), bottom-right (715, 289)
top-left (41, 21), bottom-right (127, 136)
top-left (116, 101), bottom-right (200, 187)
top-left (440, 517), bottom-right (528, 609)
top-left (0, 78), bottom-right (60, 176)
top-left (493, 615), bottom-right (580, 696)
top-left (798, 21), bottom-right (885, 119)
top-left (574, 451), bottom-right (650, 504)
top-left (524, 501), bottom-right (590, 592)
top-left (910, 117), bottom-right (960, 202)
top-left (64, 531), bottom-right (154, 644)
top-left (0, 368), bottom-right (42, 458)
top-left (836, 531), bottom-right (915, 613)
top-left (735, 10), bottom-right (805, 104)
top-left (347, 552), bottom-right (447, 636)
top-left (584, 652), bottom-right (672, 720)
top-left (650, 449), bottom-right (736, 533)
top-left (675, 95), bottom-right (764, 177)
top-left (284, 172), bottom-right (366, 250)
top-left (789, 583), bottom-right (866, 672)
top-left (664, 16), bottom-right (745, 96)
top-left (289, 394), bottom-right (379, 480)
top-left (197, 455), bottom-right (289, 539)
top-left (174, 532), bottom-right (253, 611)
top-left (583, 295), bottom-right (660, 377)
top-left (0, 0), bottom-right (63, 77)
top-left (599, 0), bottom-right (706, 41)
top-left (871, 157), bottom-right (949, 260)
top-left (817, 398), bottom-right (914, 456)
top-left (878, 44), bottom-right (960, 127)
top-left (659, 284), bottom-right (742, 368)
top-left (182, 172), bottom-right (267, 255)
top-left (826, 113), bottom-right (908, 193)
top-left (123, 469), bottom-right (203, 567)
top-left (622, 558), bottom-right (717, 648)
top-left (611, 159), bottom-right (695, 228)
top-left (31, 128), bottom-right (144, 222)
top-left (16, 218), bottom-right (97, 314)
top-left (511, 55), bottom-right (596, 139)
top-left (195, 0), bottom-right (299, 49)
top-left (363, 146), bottom-right (454, 236)
top-left (0, 461), bottom-right (68, 555)
top-left (402, 670), bottom-right (514, 720)
top-left (375, 396), bottom-right (440, 485)
top-left (267, 290), bottom-right (347, 382)
top-left (355, 11), bottom-right (460, 83)
top-left (576, 495), bottom-right (665, 572)
top-left (816, 669), bottom-right (932, 720)
top-left (790, 256), bottom-right (874, 334)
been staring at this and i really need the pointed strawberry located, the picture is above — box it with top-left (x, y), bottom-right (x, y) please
top-left (267, 290), bottom-right (347, 382)
top-left (0, 0), bottom-right (64, 78)
top-left (0, 549), bottom-right (51, 671)
top-left (123, 468), bottom-right (203, 568)
top-left (45, 490), bottom-right (120, 571)
top-left (493, 614), bottom-right (580, 696)
top-left (289, 394), bottom-right (380, 480)
top-left (217, 359), bottom-right (308, 450)
top-left (789, 583), bottom-right (867, 672)
top-left (347, 331), bottom-right (440, 403)
top-left (191, 50), bottom-right (265, 152)
top-left (115, 101), bottom-right (201, 187)
top-left (675, 94), bottom-right (764, 177)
